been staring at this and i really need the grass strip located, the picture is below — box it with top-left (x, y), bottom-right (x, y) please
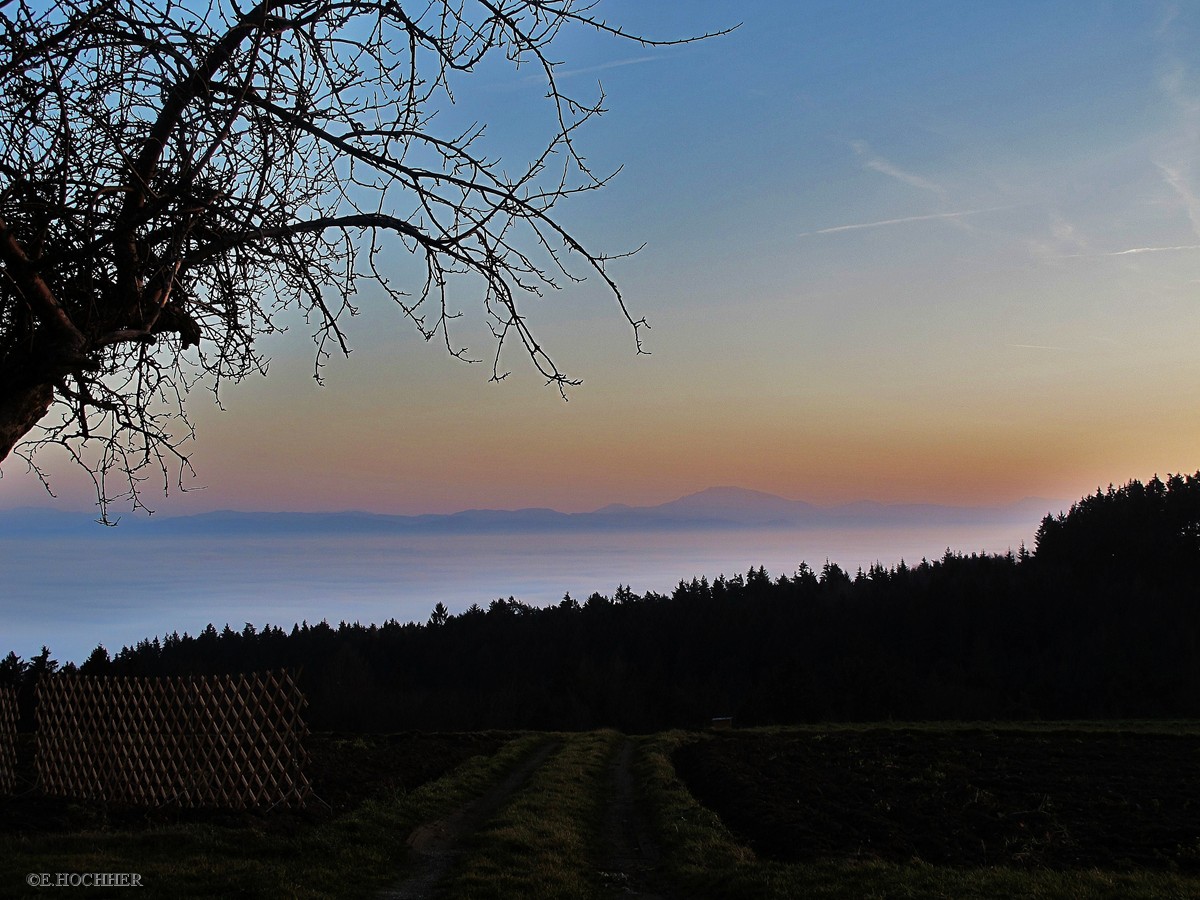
top-left (0, 732), bottom-right (549, 899)
top-left (441, 729), bottom-right (621, 899)
top-left (638, 729), bottom-right (1200, 900)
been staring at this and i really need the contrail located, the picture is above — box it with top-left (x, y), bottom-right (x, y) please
top-left (545, 55), bottom-right (660, 79)
top-left (1110, 244), bottom-right (1200, 255)
top-left (1054, 244), bottom-right (1200, 259)
top-left (799, 206), bottom-right (1013, 238)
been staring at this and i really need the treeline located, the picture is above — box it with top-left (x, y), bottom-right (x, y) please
top-left (5, 474), bottom-right (1200, 732)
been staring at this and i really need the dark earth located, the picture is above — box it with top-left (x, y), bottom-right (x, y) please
top-left (673, 728), bottom-right (1200, 872)
top-left (10, 725), bottom-right (1200, 878)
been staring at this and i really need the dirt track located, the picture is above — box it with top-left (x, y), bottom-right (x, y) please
top-left (598, 737), bottom-right (665, 898)
top-left (378, 733), bottom-right (670, 899)
top-left (378, 739), bottom-right (561, 899)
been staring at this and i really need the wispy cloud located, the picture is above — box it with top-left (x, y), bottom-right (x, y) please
top-left (1157, 3), bottom-right (1181, 37)
top-left (851, 140), bottom-right (945, 197)
top-left (1028, 213), bottom-right (1093, 260)
top-left (1156, 162), bottom-right (1200, 238)
top-left (1049, 216), bottom-right (1087, 249)
top-left (1155, 60), bottom-right (1200, 238)
top-left (798, 206), bottom-right (1012, 238)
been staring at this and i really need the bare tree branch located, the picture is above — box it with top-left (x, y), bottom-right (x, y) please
top-left (0, 0), bottom-right (727, 520)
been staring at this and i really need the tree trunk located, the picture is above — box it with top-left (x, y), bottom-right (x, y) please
top-left (0, 379), bottom-right (54, 463)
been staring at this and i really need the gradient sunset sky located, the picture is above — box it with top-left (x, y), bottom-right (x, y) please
top-left (7, 0), bottom-right (1200, 516)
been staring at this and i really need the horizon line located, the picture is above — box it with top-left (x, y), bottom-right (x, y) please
top-left (0, 485), bottom-right (1067, 521)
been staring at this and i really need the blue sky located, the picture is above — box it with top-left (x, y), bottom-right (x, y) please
top-left (6, 0), bottom-right (1200, 516)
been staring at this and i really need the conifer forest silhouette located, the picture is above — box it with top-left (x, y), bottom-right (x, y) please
top-left (5, 475), bottom-right (1200, 732)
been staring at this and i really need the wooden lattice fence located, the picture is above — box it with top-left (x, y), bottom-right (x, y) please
top-left (0, 685), bottom-right (16, 795)
top-left (35, 671), bottom-right (311, 809)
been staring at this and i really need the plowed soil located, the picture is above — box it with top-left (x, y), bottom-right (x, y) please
top-left (673, 729), bottom-right (1200, 871)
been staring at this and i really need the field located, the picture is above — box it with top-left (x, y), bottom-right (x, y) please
top-left (673, 727), bottom-right (1200, 871)
top-left (3, 724), bottom-right (1200, 898)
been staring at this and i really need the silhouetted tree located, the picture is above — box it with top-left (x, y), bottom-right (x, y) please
top-left (0, 651), bottom-right (24, 687)
top-left (79, 645), bottom-right (111, 675)
top-left (1035, 473), bottom-right (1200, 577)
top-left (0, 0), bottom-right (723, 516)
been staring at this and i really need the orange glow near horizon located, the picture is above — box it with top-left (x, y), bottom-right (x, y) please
top-left (7, 360), bottom-right (1194, 518)
top-left (6, 4), bottom-right (1200, 522)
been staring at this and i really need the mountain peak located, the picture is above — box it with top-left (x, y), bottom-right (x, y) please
top-left (627, 486), bottom-right (818, 527)
top-left (684, 485), bottom-right (797, 501)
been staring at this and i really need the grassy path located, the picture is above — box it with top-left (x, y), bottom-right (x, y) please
top-left (438, 730), bottom-right (623, 899)
top-left (379, 738), bottom-right (561, 899)
top-left (380, 731), bottom-right (670, 899)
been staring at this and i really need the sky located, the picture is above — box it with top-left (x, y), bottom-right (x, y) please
top-left (7, 0), bottom-right (1200, 517)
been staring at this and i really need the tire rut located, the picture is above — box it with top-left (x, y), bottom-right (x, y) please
top-left (377, 738), bottom-right (561, 900)
top-left (598, 736), bottom-right (667, 899)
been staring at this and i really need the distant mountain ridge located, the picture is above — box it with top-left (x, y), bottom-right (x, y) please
top-left (0, 487), bottom-right (1061, 536)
